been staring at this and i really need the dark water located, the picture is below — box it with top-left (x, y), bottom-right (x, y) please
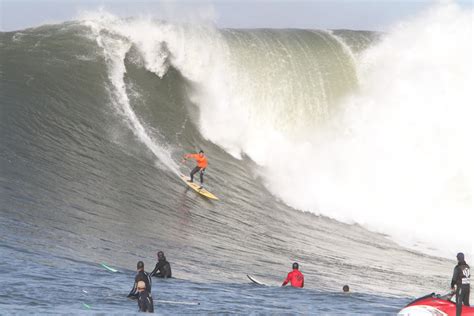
top-left (0, 237), bottom-right (408, 314)
top-left (0, 21), bottom-right (459, 314)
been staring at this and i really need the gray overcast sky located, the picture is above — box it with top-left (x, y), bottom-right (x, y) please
top-left (1, 0), bottom-right (472, 32)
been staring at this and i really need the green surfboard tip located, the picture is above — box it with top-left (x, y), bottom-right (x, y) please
top-left (100, 263), bottom-right (118, 273)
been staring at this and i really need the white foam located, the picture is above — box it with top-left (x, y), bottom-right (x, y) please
top-left (274, 4), bottom-right (473, 258)
top-left (200, 3), bottom-right (473, 258)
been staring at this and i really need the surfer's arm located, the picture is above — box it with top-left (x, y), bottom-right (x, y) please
top-left (127, 281), bottom-right (138, 297)
top-left (281, 274), bottom-right (290, 286)
top-left (451, 267), bottom-right (459, 289)
top-left (128, 275), bottom-right (140, 297)
top-left (184, 153), bottom-right (198, 160)
top-left (150, 263), bottom-right (160, 277)
top-left (182, 154), bottom-right (192, 163)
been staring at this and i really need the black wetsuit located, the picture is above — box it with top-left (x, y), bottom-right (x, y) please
top-left (190, 166), bottom-right (205, 184)
top-left (451, 261), bottom-right (470, 316)
top-left (150, 258), bottom-right (172, 278)
top-left (138, 290), bottom-right (154, 313)
top-left (128, 270), bottom-right (152, 299)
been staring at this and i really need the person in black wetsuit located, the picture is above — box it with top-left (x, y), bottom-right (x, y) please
top-left (128, 261), bottom-right (152, 299)
top-left (150, 251), bottom-right (172, 278)
top-left (137, 281), bottom-right (154, 313)
top-left (451, 252), bottom-right (470, 316)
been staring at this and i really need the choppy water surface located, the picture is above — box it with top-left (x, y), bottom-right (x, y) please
top-left (1, 5), bottom-right (472, 313)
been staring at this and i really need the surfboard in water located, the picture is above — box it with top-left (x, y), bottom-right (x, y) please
top-left (100, 263), bottom-right (118, 273)
top-left (247, 274), bottom-right (266, 286)
top-left (179, 173), bottom-right (219, 200)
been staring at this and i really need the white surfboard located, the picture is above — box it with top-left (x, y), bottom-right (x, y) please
top-left (247, 274), bottom-right (267, 286)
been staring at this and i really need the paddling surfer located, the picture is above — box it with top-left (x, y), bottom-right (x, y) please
top-left (183, 150), bottom-right (208, 189)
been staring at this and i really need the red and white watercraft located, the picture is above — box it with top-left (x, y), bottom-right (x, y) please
top-left (398, 292), bottom-right (474, 316)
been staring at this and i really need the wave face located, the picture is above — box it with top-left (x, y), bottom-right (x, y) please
top-left (82, 4), bottom-right (473, 257)
top-left (1, 3), bottom-right (472, 314)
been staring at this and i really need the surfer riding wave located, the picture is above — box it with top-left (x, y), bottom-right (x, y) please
top-left (182, 150), bottom-right (208, 189)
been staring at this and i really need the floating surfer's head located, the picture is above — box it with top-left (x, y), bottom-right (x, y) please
top-left (292, 262), bottom-right (299, 270)
top-left (199, 150), bottom-right (204, 157)
top-left (137, 281), bottom-right (146, 292)
top-left (343, 285), bottom-right (350, 293)
top-left (137, 261), bottom-right (144, 271)
top-left (457, 252), bottom-right (465, 263)
top-left (157, 251), bottom-right (165, 260)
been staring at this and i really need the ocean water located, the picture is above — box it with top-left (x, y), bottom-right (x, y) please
top-left (1, 3), bottom-right (472, 314)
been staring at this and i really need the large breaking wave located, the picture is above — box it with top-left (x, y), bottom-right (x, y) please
top-left (78, 3), bottom-right (473, 259)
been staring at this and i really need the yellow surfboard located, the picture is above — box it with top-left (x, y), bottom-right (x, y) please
top-left (179, 173), bottom-right (219, 200)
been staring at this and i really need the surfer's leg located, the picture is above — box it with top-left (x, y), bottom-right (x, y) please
top-left (200, 168), bottom-right (205, 184)
top-left (190, 166), bottom-right (200, 182)
top-left (462, 286), bottom-right (470, 306)
top-left (456, 288), bottom-right (462, 316)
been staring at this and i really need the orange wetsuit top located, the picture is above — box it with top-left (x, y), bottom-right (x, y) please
top-left (282, 269), bottom-right (304, 288)
top-left (184, 154), bottom-right (208, 168)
